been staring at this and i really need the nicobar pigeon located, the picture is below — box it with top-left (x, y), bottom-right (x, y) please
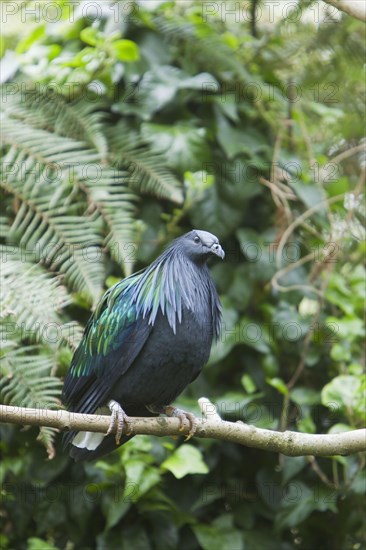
top-left (62, 230), bottom-right (224, 462)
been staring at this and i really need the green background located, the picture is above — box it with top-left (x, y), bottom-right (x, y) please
top-left (1, 1), bottom-right (365, 548)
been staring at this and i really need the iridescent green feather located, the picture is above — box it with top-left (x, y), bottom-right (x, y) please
top-left (69, 276), bottom-right (141, 378)
top-left (67, 240), bottom-right (220, 381)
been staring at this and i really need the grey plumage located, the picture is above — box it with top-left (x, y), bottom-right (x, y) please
top-left (62, 229), bottom-right (224, 461)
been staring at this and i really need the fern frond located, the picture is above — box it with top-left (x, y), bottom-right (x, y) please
top-left (80, 167), bottom-right (138, 275)
top-left (3, 87), bottom-right (108, 156)
top-left (0, 342), bottom-right (62, 455)
top-left (0, 345), bottom-right (62, 408)
top-left (107, 123), bottom-right (183, 204)
top-left (2, 92), bottom-right (140, 280)
top-left (154, 15), bottom-right (251, 81)
top-left (0, 246), bottom-right (71, 343)
top-left (1, 114), bottom-right (101, 165)
top-left (1, 117), bottom-right (105, 303)
top-left (69, 98), bottom-right (109, 157)
top-left (37, 426), bottom-right (59, 459)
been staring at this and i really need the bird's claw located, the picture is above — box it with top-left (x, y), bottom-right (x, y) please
top-left (106, 400), bottom-right (131, 445)
top-left (165, 406), bottom-right (198, 441)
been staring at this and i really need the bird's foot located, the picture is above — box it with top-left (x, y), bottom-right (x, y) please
top-left (164, 406), bottom-right (198, 441)
top-left (106, 400), bottom-right (131, 445)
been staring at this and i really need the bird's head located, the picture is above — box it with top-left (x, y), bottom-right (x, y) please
top-left (177, 230), bottom-right (225, 263)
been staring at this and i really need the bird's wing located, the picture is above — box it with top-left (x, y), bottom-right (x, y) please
top-left (62, 274), bottom-right (152, 415)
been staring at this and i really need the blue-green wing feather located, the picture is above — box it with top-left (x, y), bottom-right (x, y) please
top-left (62, 274), bottom-right (152, 415)
top-left (62, 242), bottom-right (217, 415)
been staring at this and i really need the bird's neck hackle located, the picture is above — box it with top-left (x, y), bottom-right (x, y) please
top-left (131, 246), bottom-right (215, 334)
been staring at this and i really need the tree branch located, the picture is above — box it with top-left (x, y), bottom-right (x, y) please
top-left (322, 0), bottom-right (366, 22)
top-left (1, 403), bottom-right (365, 457)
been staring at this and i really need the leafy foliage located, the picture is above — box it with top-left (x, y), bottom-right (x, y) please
top-left (0, 345), bottom-right (61, 408)
top-left (107, 122), bottom-right (184, 203)
top-left (1, 1), bottom-right (365, 549)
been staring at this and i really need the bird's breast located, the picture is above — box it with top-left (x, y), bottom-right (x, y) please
top-left (111, 305), bottom-right (214, 410)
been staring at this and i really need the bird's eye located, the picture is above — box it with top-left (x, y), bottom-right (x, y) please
top-left (194, 236), bottom-right (200, 244)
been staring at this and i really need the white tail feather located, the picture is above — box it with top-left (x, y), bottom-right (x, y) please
top-left (72, 431), bottom-right (105, 450)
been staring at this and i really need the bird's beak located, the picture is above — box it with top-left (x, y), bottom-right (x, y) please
top-left (210, 243), bottom-right (225, 259)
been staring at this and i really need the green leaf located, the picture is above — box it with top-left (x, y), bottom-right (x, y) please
top-left (326, 316), bottom-right (365, 341)
top-left (27, 538), bottom-right (58, 550)
top-left (103, 495), bottom-right (130, 530)
top-left (235, 317), bottom-right (271, 353)
top-left (225, 265), bottom-right (254, 310)
top-left (190, 184), bottom-right (243, 239)
top-left (112, 39), bottom-right (140, 62)
top-left (350, 469), bottom-right (366, 495)
top-left (212, 95), bottom-right (240, 123)
top-left (241, 374), bottom-right (256, 394)
top-left (141, 122), bottom-right (210, 173)
top-left (281, 456), bottom-right (307, 484)
top-left (321, 375), bottom-right (365, 417)
top-left (273, 303), bottom-right (311, 341)
top-left (243, 531), bottom-right (282, 550)
top-left (208, 304), bottom-right (239, 365)
top-left (216, 113), bottom-right (268, 159)
top-left (290, 387), bottom-right (321, 406)
top-left (214, 392), bottom-right (264, 422)
top-left (16, 25), bottom-right (45, 54)
top-left (328, 423), bottom-right (353, 434)
top-left (118, 65), bottom-right (217, 118)
top-left (326, 176), bottom-right (349, 198)
top-left (290, 180), bottom-right (326, 211)
top-left (184, 170), bottom-right (214, 196)
top-left (47, 44), bottom-right (62, 60)
top-left (193, 515), bottom-right (244, 550)
top-left (297, 415), bottom-right (316, 434)
top-left (330, 343), bottom-right (351, 362)
top-left (97, 524), bottom-right (151, 550)
top-left (307, 102), bottom-right (344, 123)
top-left (276, 483), bottom-right (323, 529)
top-left (161, 445), bottom-right (209, 479)
top-left (123, 460), bottom-right (161, 499)
top-left (80, 27), bottom-right (99, 46)
top-left (267, 377), bottom-right (288, 395)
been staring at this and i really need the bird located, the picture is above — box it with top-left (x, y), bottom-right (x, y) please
top-left (62, 229), bottom-right (224, 461)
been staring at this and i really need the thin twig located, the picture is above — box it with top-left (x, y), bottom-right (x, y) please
top-left (275, 194), bottom-right (346, 268)
top-left (323, 143), bottom-right (366, 171)
top-left (271, 252), bottom-right (320, 295)
top-left (307, 456), bottom-right (337, 488)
